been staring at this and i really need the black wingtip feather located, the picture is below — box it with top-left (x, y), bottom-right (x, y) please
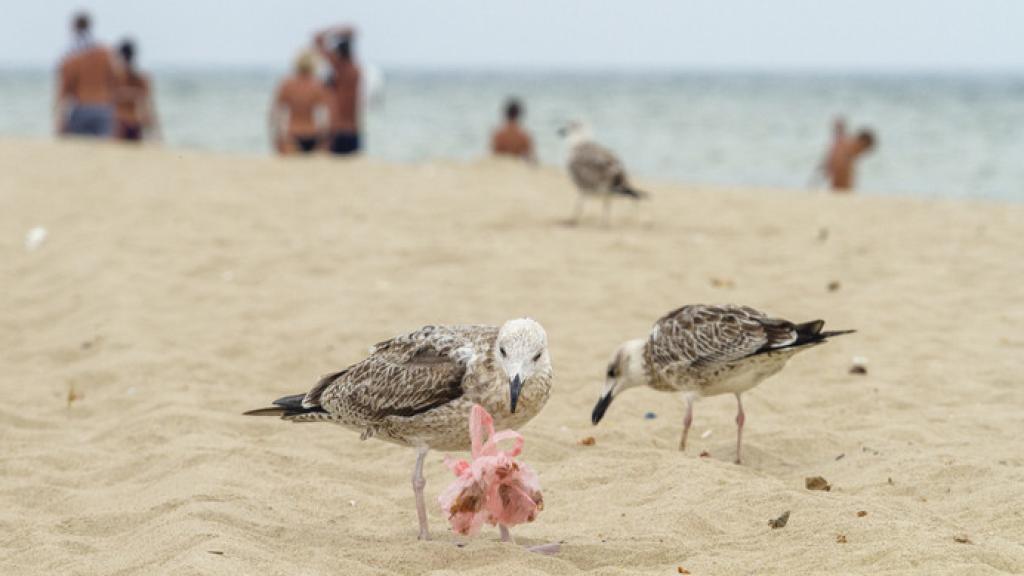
top-left (273, 394), bottom-right (306, 410)
top-left (244, 393), bottom-right (328, 418)
top-left (819, 329), bottom-right (856, 339)
top-left (616, 185), bottom-right (648, 200)
top-left (243, 407), bottom-right (288, 416)
top-left (793, 320), bottom-right (855, 346)
top-left (794, 320), bottom-right (826, 343)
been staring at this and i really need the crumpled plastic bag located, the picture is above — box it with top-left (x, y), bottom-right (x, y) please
top-left (438, 404), bottom-right (543, 535)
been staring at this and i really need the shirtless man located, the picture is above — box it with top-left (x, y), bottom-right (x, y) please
top-left (269, 52), bottom-right (329, 154)
top-left (114, 40), bottom-right (159, 142)
top-left (491, 98), bottom-right (534, 161)
top-left (314, 26), bottom-right (362, 155)
top-left (55, 12), bottom-right (120, 137)
top-left (825, 127), bottom-right (876, 192)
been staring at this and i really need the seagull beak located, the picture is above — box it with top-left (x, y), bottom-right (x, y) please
top-left (591, 392), bottom-right (613, 425)
top-left (509, 374), bottom-right (523, 414)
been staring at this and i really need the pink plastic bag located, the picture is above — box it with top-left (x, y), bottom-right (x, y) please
top-left (438, 404), bottom-right (544, 536)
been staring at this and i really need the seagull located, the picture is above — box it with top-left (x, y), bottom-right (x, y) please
top-left (558, 121), bottom-right (647, 225)
top-left (245, 319), bottom-right (553, 541)
top-left (591, 304), bottom-right (853, 464)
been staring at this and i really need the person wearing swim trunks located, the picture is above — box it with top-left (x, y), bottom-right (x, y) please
top-left (114, 39), bottom-right (159, 142)
top-left (269, 52), bottom-right (330, 155)
top-left (55, 12), bottom-right (120, 138)
top-left (314, 25), bottom-right (362, 155)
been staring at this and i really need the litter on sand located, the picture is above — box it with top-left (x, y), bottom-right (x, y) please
top-left (24, 226), bottom-right (48, 251)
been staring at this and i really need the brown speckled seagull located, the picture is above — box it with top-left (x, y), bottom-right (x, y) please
top-left (558, 121), bottom-right (647, 225)
top-left (591, 304), bottom-right (852, 464)
top-left (245, 319), bottom-right (552, 541)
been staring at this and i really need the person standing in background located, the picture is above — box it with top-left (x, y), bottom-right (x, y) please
top-left (55, 12), bottom-right (120, 137)
top-left (491, 98), bottom-right (534, 161)
top-left (314, 25), bottom-right (362, 155)
top-left (826, 127), bottom-right (877, 192)
top-left (114, 39), bottom-right (160, 142)
top-left (269, 52), bottom-right (330, 155)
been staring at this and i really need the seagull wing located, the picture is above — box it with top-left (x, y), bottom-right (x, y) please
top-left (648, 304), bottom-right (799, 371)
top-left (569, 142), bottom-right (626, 191)
top-left (312, 325), bottom-right (495, 421)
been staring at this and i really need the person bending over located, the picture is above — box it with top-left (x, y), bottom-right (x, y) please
top-left (826, 128), bottom-right (876, 192)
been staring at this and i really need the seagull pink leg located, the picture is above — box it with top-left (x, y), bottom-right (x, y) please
top-left (734, 394), bottom-right (745, 465)
top-left (412, 447), bottom-right (430, 540)
top-left (679, 396), bottom-right (694, 451)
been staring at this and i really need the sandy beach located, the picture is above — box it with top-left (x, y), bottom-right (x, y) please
top-left (2, 138), bottom-right (1022, 575)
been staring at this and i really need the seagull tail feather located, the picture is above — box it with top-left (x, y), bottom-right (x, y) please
top-left (793, 320), bottom-right (855, 346)
top-left (243, 393), bottom-right (328, 420)
top-left (614, 184), bottom-right (649, 200)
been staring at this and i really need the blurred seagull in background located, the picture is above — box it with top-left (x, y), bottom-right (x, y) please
top-left (558, 121), bottom-right (648, 226)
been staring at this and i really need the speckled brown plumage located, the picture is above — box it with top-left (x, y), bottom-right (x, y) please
top-left (245, 318), bottom-right (553, 540)
top-left (560, 123), bottom-right (646, 224)
top-left (643, 304), bottom-right (817, 393)
top-left (594, 304), bottom-right (852, 463)
top-left (247, 321), bottom-right (553, 452)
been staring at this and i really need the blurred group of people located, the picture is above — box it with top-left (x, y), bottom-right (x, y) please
top-left (269, 26), bottom-right (361, 156)
top-left (54, 12), bottom-right (159, 142)
top-left (55, 12), bottom-right (875, 191)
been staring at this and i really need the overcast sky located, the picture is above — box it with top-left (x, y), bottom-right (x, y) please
top-left (3, 0), bottom-right (1023, 72)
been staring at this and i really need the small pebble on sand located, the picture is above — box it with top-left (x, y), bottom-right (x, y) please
top-left (769, 510), bottom-right (791, 529)
top-left (806, 476), bottom-right (831, 491)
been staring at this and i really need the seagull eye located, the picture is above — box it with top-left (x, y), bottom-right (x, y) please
top-left (606, 366), bottom-right (617, 378)
top-left (532, 352), bottom-right (542, 362)
top-left (499, 347), bottom-right (507, 358)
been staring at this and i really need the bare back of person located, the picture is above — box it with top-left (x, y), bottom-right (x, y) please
top-left (328, 62), bottom-right (360, 134)
top-left (278, 76), bottom-right (327, 139)
top-left (827, 139), bottom-right (856, 191)
top-left (115, 72), bottom-right (149, 132)
top-left (61, 46), bottom-right (118, 106)
top-left (492, 123), bottom-right (533, 158)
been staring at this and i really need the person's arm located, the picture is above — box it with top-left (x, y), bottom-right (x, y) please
top-left (268, 86), bottom-right (282, 153)
top-left (313, 28), bottom-right (344, 72)
top-left (142, 77), bottom-right (161, 142)
top-left (314, 25), bottom-right (355, 69)
top-left (490, 129), bottom-right (500, 155)
top-left (268, 84), bottom-right (291, 154)
top-left (54, 61), bottom-right (72, 135)
top-left (315, 86), bottom-right (331, 150)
